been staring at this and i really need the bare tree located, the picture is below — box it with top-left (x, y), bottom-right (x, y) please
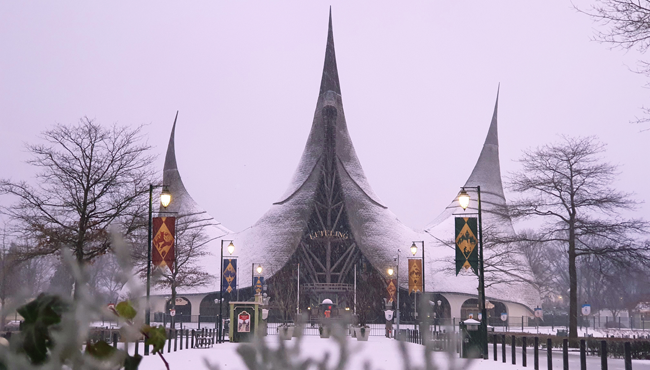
top-left (506, 136), bottom-right (648, 340)
top-left (578, 1), bottom-right (650, 126)
top-left (268, 261), bottom-right (298, 324)
top-left (433, 225), bottom-right (538, 290)
top-left (0, 118), bottom-right (154, 287)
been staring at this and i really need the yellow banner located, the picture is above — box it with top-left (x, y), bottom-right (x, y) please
top-left (408, 258), bottom-right (422, 294)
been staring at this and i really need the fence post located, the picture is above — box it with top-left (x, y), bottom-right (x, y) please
top-left (534, 337), bottom-right (539, 370)
top-left (180, 329), bottom-right (183, 350)
top-left (547, 338), bottom-right (553, 370)
top-left (174, 329), bottom-right (178, 352)
top-left (563, 338), bottom-right (568, 370)
top-left (523, 336), bottom-right (527, 367)
top-left (502, 334), bottom-right (506, 363)
top-left (191, 329), bottom-right (195, 348)
top-left (624, 342), bottom-right (632, 370)
top-left (512, 335), bottom-right (516, 365)
top-left (522, 316), bottom-right (524, 332)
top-left (580, 339), bottom-right (586, 370)
top-left (493, 334), bottom-right (497, 361)
top-left (600, 340), bottom-right (607, 370)
top-left (186, 329), bottom-right (189, 350)
top-left (112, 332), bottom-right (118, 348)
top-left (135, 338), bottom-right (139, 356)
top-left (167, 330), bottom-right (171, 353)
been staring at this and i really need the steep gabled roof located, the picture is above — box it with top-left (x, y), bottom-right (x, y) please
top-left (152, 112), bottom-right (231, 295)
top-left (424, 89), bottom-right (538, 308)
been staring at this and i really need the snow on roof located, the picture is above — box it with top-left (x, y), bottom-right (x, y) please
top-left (157, 17), bottom-right (539, 311)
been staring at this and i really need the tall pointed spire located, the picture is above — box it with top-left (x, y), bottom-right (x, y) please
top-left (319, 7), bottom-right (341, 95)
top-left (163, 111), bottom-right (179, 172)
top-left (463, 85), bottom-right (503, 194)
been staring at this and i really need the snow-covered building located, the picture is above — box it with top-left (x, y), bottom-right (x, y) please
top-left (148, 12), bottom-right (539, 324)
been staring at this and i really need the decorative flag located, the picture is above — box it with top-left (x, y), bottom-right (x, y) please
top-left (386, 279), bottom-right (397, 303)
top-left (455, 217), bottom-right (479, 275)
top-left (408, 259), bottom-right (423, 293)
top-left (152, 217), bottom-right (175, 271)
top-left (222, 258), bottom-right (237, 296)
top-left (253, 276), bottom-right (265, 295)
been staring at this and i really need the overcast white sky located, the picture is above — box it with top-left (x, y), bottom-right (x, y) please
top-left (1, 1), bottom-right (648, 233)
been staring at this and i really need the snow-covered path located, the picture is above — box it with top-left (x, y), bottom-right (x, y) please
top-left (138, 335), bottom-right (481, 370)
top-left (136, 336), bottom-right (650, 370)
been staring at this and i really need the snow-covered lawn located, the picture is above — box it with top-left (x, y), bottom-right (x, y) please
top-left (137, 335), bottom-right (492, 370)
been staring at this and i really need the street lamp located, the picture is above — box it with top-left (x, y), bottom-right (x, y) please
top-left (145, 184), bottom-right (172, 356)
top-left (219, 239), bottom-right (235, 343)
top-left (458, 186), bottom-right (487, 358)
top-left (252, 263), bottom-right (263, 297)
top-left (388, 249), bottom-right (401, 338)
top-left (411, 241), bottom-right (425, 322)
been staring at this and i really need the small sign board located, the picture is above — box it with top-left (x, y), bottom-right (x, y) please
top-left (384, 310), bottom-right (394, 321)
top-left (534, 307), bottom-right (543, 318)
top-left (500, 312), bottom-right (508, 322)
top-left (581, 304), bottom-right (591, 316)
top-left (238, 311), bottom-right (251, 333)
top-left (170, 309), bottom-right (176, 317)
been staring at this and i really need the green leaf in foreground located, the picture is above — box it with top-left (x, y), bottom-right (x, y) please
top-left (142, 325), bottom-right (166, 354)
top-left (124, 354), bottom-right (142, 370)
top-left (85, 340), bottom-right (116, 359)
top-left (16, 293), bottom-right (67, 364)
top-left (115, 301), bottom-right (137, 320)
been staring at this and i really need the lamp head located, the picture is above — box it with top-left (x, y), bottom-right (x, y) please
top-left (458, 188), bottom-right (470, 210)
top-left (256, 264), bottom-right (263, 274)
top-left (387, 267), bottom-right (394, 276)
top-left (227, 241), bottom-right (235, 255)
top-left (410, 242), bottom-right (418, 256)
top-left (160, 185), bottom-right (172, 208)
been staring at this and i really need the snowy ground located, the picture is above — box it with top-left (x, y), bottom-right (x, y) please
top-left (133, 335), bottom-right (650, 370)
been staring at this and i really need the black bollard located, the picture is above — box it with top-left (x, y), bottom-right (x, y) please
top-left (502, 334), bottom-right (506, 363)
top-left (546, 338), bottom-right (553, 370)
top-left (493, 334), bottom-right (497, 361)
top-left (180, 329), bottom-right (183, 350)
top-left (580, 339), bottom-right (586, 370)
top-left (191, 329), bottom-right (195, 348)
top-left (113, 332), bottom-right (118, 348)
top-left (624, 342), bottom-right (632, 370)
top-left (186, 329), bottom-right (189, 349)
top-left (167, 330), bottom-right (172, 353)
top-left (601, 340), bottom-right (608, 370)
top-left (174, 329), bottom-right (178, 352)
top-left (135, 338), bottom-right (139, 356)
top-left (523, 337), bottom-right (527, 367)
top-left (512, 335), bottom-right (516, 365)
top-left (563, 338), bottom-right (568, 370)
top-left (534, 337), bottom-right (539, 370)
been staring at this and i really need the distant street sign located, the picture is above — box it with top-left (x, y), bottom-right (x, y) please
top-left (534, 307), bottom-right (543, 318)
top-left (500, 313), bottom-right (508, 322)
top-left (170, 309), bottom-right (176, 317)
top-left (581, 304), bottom-right (591, 316)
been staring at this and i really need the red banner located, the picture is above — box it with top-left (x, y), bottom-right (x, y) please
top-left (152, 217), bottom-right (175, 271)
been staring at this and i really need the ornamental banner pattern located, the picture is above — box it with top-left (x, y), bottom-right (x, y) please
top-left (408, 258), bottom-right (422, 293)
top-left (152, 217), bottom-right (175, 271)
top-left (455, 217), bottom-right (478, 275)
top-left (222, 258), bottom-right (238, 295)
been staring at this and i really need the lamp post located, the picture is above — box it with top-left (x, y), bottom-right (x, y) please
top-left (458, 186), bottom-right (487, 358)
top-left (219, 239), bottom-right (235, 343)
top-left (145, 184), bottom-right (171, 356)
top-left (388, 249), bottom-right (400, 339)
top-left (410, 241), bottom-right (425, 323)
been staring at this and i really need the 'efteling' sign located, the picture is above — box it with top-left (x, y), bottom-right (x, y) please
top-left (308, 230), bottom-right (349, 240)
